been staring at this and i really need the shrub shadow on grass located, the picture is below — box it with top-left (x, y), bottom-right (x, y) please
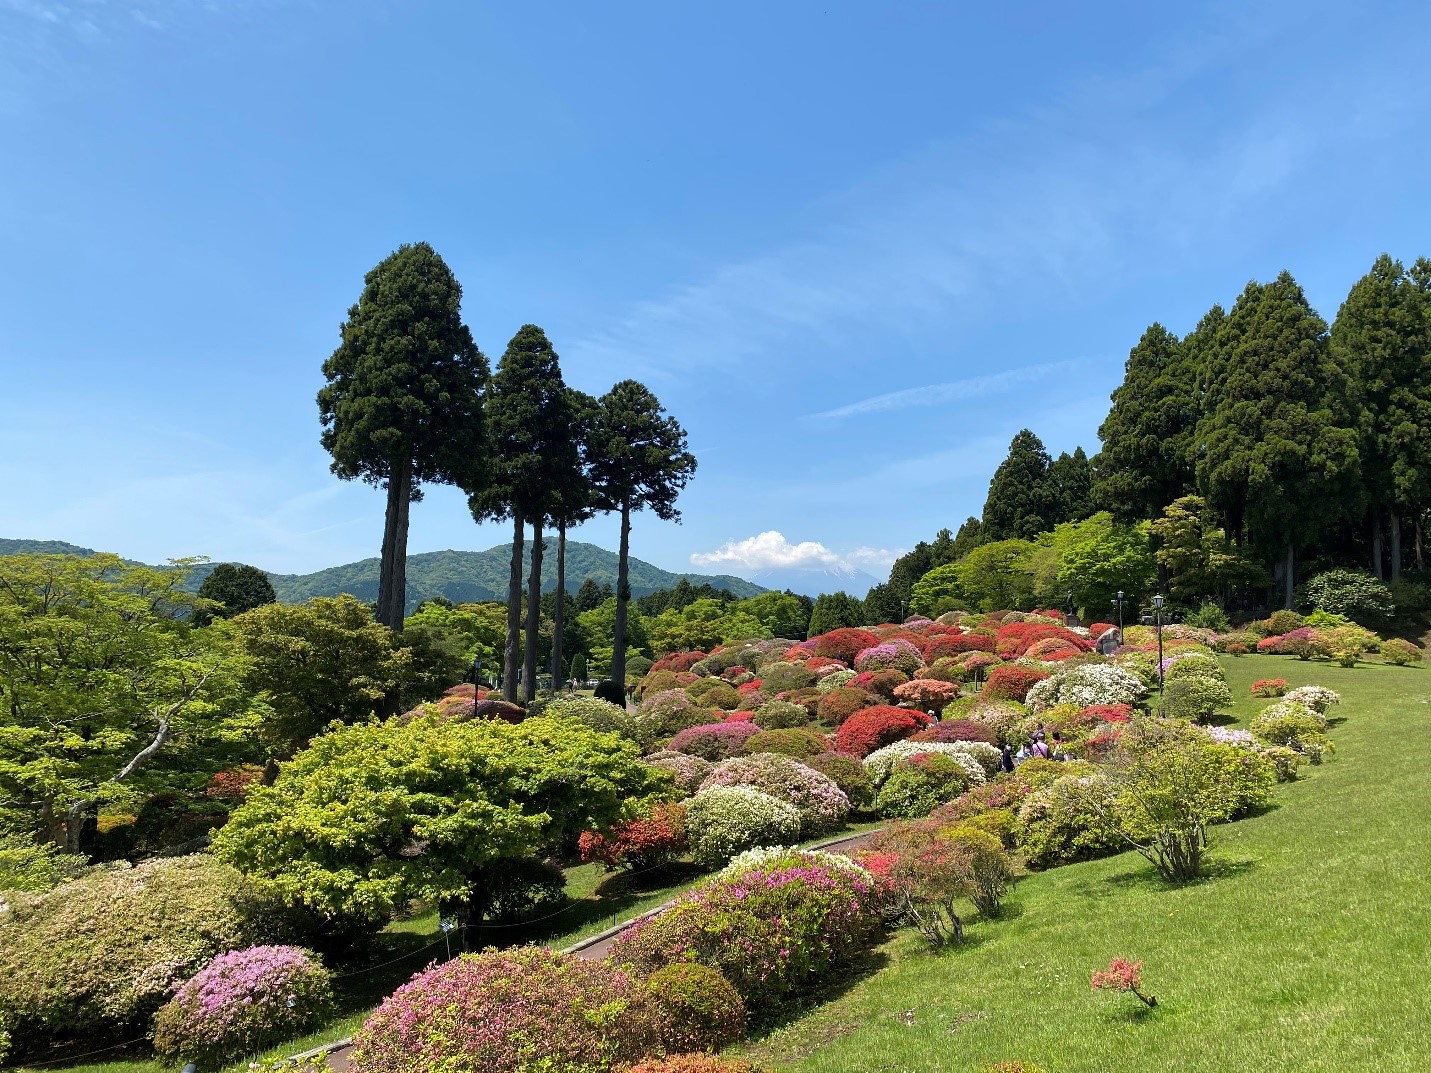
top-left (746, 947), bottom-right (891, 1039)
top-left (1105, 1002), bottom-right (1160, 1024)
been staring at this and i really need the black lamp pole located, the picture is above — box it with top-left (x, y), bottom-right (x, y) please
top-left (1152, 593), bottom-right (1166, 712)
top-left (1113, 590), bottom-right (1125, 632)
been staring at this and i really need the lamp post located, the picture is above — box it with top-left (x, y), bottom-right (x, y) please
top-left (1111, 590), bottom-right (1125, 632)
top-left (1152, 593), bottom-right (1166, 712)
top-left (471, 656), bottom-right (483, 706)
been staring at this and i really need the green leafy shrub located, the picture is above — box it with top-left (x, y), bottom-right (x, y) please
top-left (626, 1057), bottom-right (771, 1073)
top-left (874, 753), bottom-right (973, 818)
top-left (757, 661), bottom-right (817, 695)
top-left (545, 694), bottom-right (651, 746)
top-left (643, 963), bottom-right (746, 1055)
top-left (752, 699), bottom-right (810, 729)
top-left (1183, 601), bottom-right (1230, 630)
top-left (1381, 638), bottom-right (1424, 666)
top-left (152, 945), bottom-right (334, 1062)
top-left (0, 835), bottom-right (89, 893)
top-left (1162, 675), bottom-right (1234, 722)
top-left (1266, 609), bottom-right (1307, 633)
top-left (1163, 653), bottom-right (1224, 682)
top-left (640, 690), bottom-right (716, 739)
top-left (1015, 773), bottom-right (1123, 869)
top-left (349, 946), bottom-right (657, 1073)
top-left (743, 727), bottom-right (828, 759)
top-left (683, 786), bottom-right (802, 866)
top-left (1251, 701), bottom-right (1334, 763)
top-left (1303, 569), bottom-right (1395, 624)
top-left (802, 752), bottom-right (875, 811)
top-left (0, 857), bottom-right (283, 1052)
top-left (687, 679), bottom-right (742, 711)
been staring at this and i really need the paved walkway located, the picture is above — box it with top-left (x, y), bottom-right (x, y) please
top-left (318, 827), bottom-right (884, 1071)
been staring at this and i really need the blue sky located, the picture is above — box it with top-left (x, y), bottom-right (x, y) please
top-left (3, 1), bottom-right (1430, 585)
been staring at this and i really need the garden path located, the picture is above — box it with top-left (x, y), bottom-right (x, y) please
top-left (317, 826), bottom-right (884, 1072)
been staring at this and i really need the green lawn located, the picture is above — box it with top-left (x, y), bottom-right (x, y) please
top-left (739, 655), bottom-right (1431, 1072)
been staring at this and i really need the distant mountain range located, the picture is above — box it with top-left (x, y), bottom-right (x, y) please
top-left (746, 562), bottom-right (882, 599)
top-left (0, 538), bottom-right (766, 614)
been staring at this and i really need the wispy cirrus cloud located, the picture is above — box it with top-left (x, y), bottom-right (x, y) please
top-left (810, 359), bottom-right (1089, 420)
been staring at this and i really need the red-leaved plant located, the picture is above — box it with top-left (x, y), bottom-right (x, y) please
top-left (1091, 957), bottom-right (1157, 1007)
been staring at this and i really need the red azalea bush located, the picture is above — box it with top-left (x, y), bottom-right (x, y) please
top-left (1023, 636), bottom-right (1086, 662)
top-left (811, 627), bottom-right (880, 664)
top-left (911, 719), bottom-right (997, 745)
top-left (1087, 622), bottom-right (1115, 637)
top-left (205, 764), bottom-right (265, 800)
top-left (579, 803), bottom-right (688, 872)
top-left (349, 947), bottom-right (657, 1073)
top-left (653, 651), bottom-right (709, 673)
top-left (608, 850), bottom-right (883, 1011)
top-left (923, 632), bottom-right (997, 661)
top-left (724, 710), bottom-right (755, 722)
top-left (818, 686), bottom-right (875, 725)
top-left (982, 665), bottom-right (1051, 703)
top-left (1251, 678), bottom-right (1290, 698)
top-left (1079, 703), bottom-right (1136, 723)
top-left (668, 721), bottom-right (762, 760)
top-left (834, 705), bottom-right (929, 757)
top-left (850, 668), bottom-right (911, 700)
top-left (894, 678), bottom-right (960, 711)
top-left (995, 623), bottom-right (1093, 659)
top-left (803, 657), bottom-right (848, 676)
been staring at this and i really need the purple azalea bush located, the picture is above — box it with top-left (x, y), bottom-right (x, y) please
top-left (151, 945), bottom-right (334, 1061)
top-left (668, 721), bottom-right (762, 761)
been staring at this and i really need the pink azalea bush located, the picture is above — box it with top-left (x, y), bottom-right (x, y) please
top-left (608, 849), bottom-right (883, 1011)
top-left (349, 947), bottom-right (657, 1073)
top-left (152, 945), bottom-right (334, 1061)
top-left (668, 721), bottom-right (762, 761)
top-left (1091, 956), bottom-right (1157, 1007)
top-left (854, 641), bottom-right (925, 676)
top-left (699, 754), bottom-right (850, 836)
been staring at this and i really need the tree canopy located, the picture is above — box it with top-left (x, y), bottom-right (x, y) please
top-left (195, 563), bottom-right (276, 623)
top-left (980, 430), bottom-right (1061, 541)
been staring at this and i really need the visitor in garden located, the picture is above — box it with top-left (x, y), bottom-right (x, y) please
top-left (1000, 743), bottom-right (1016, 773)
top-left (1029, 732), bottom-right (1052, 760)
top-left (1050, 732), bottom-right (1068, 760)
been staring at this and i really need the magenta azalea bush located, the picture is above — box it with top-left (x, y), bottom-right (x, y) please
top-left (699, 753), bottom-right (850, 836)
top-left (152, 945), bottom-right (334, 1061)
top-left (853, 640), bottom-right (924, 676)
top-left (349, 947), bottom-right (656, 1073)
top-left (668, 721), bottom-right (762, 761)
top-left (608, 850), bottom-right (883, 1010)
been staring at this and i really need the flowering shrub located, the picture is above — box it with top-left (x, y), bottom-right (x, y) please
top-left (1091, 957), bottom-right (1157, 1007)
top-left (923, 632), bottom-right (996, 661)
top-left (1026, 663), bottom-right (1146, 712)
top-left (1283, 685), bottom-right (1340, 713)
top-left (1256, 635), bottom-right (1286, 655)
top-left (473, 698), bottom-right (526, 723)
top-left (1162, 675), bottom-right (1234, 722)
top-left (1203, 727), bottom-right (1303, 782)
top-left (849, 668), bottom-right (910, 701)
top-left (1381, 638), bottom-right (1423, 665)
top-left (995, 623), bottom-right (1092, 659)
top-left (1023, 636), bottom-right (1087, 662)
top-left (757, 661), bottom-right (817, 695)
top-left (751, 699), bottom-right (810, 729)
top-left (802, 752), bottom-right (875, 811)
top-left (1251, 701), bottom-right (1333, 762)
top-left (687, 679), bottom-right (744, 711)
top-left (817, 686), bottom-right (875, 725)
top-left (669, 721), bottom-right (762, 761)
top-left (683, 786), bottom-right (802, 866)
top-left (1162, 652), bottom-right (1224, 682)
top-left (969, 700), bottom-right (1031, 746)
top-left (152, 945), bottom-right (334, 1061)
top-left (863, 740), bottom-right (997, 785)
top-left (349, 947), bottom-right (656, 1073)
top-left (579, 804), bottom-right (688, 872)
top-left (641, 750), bottom-right (713, 793)
top-left (1015, 773), bottom-right (1122, 869)
top-left (815, 668), bottom-right (858, 693)
top-left (700, 754), bottom-right (850, 836)
top-left (640, 690), bottom-right (716, 741)
top-left (893, 678), bottom-right (960, 711)
top-left (854, 641), bottom-right (925, 676)
top-left (811, 627), bottom-right (880, 664)
top-left (654, 651), bottom-right (710, 673)
top-left (1251, 678), bottom-right (1289, 698)
top-left (206, 764), bottom-right (265, 801)
top-left (743, 727), bottom-right (829, 759)
top-left (833, 705), bottom-right (928, 757)
top-left (642, 963), bottom-right (746, 1055)
top-left (982, 665), bottom-right (1050, 703)
top-left (625, 1057), bottom-right (771, 1073)
top-left (911, 718), bottom-right (996, 745)
top-left (875, 753), bottom-right (974, 818)
top-left (609, 850), bottom-right (883, 1010)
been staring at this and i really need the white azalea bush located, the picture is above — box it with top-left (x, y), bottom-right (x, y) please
top-left (684, 786), bottom-right (802, 866)
top-left (1284, 685), bottom-right (1341, 714)
top-left (1026, 663), bottom-right (1146, 713)
top-left (862, 740), bottom-right (993, 787)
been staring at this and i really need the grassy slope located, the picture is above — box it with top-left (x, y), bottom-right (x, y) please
top-left (744, 655), bottom-right (1431, 1073)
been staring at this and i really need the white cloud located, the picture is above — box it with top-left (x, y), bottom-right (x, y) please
top-left (811, 359), bottom-right (1087, 420)
top-left (690, 530), bottom-right (903, 577)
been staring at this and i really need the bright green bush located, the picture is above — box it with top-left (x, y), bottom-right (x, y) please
top-left (0, 835), bottom-right (89, 893)
top-left (687, 678), bottom-right (743, 710)
top-left (545, 694), bottom-right (651, 746)
top-left (743, 727), bottom-right (828, 759)
top-left (0, 857), bottom-right (283, 1051)
top-left (1380, 638), bottom-right (1424, 666)
top-left (1162, 674), bottom-right (1234, 721)
top-left (683, 786), bottom-right (802, 866)
top-left (644, 963), bottom-right (747, 1055)
top-left (752, 699), bottom-right (810, 729)
top-left (1015, 773), bottom-right (1123, 869)
top-left (1251, 701), bottom-right (1334, 763)
top-left (1163, 653), bottom-right (1224, 682)
top-left (874, 753), bottom-right (973, 818)
top-left (1303, 569), bottom-right (1395, 624)
top-left (758, 661), bottom-right (817, 695)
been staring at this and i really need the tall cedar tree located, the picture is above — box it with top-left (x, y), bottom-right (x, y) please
top-left (1331, 254), bottom-right (1431, 580)
top-left (808, 591), bottom-right (866, 635)
top-left (195, 563), bottom-right (276, 624)
top-left (950, 516), bottom-right (983, 559)
top-left (318, 243), bottom-right (488, 629)
top-left (548, 389), bottom-right (599, 691)
top-left (980, 429), bottom-right (1061, 541)
top-left (587, 381), bottom-right (696, 686)
top-left (887, 542), bottom-right (933, 604)
top-left (1051, 447), bottom-right (1095, 524)
top-left (862, 583), bottom-right (903, 626)
top-left (469, 326), bottom-right (578, 702)
top-left (1093, 323), bottom-right (1197, 521)
top-left (1195, 272), bottom-right (1361, 607)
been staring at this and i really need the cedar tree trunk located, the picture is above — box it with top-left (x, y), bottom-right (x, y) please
top-left (612, 500), bottom-right (631, 689)
top-left (377, 461), bottom-right (412, 630)
top-left (504, 512), bottom-right (524, 703)
top-left (551, 522), bottom-right (567, 691)
top-left (523, 519), bottom-right (544, 704)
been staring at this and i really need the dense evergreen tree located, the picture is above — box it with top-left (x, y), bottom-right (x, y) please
top-left (195, 563), bottom-right (276, 623)
top-left (1093, 324), bottom-right (1197, 521)
top-left (318, 242), bottom-right (488, 630)
top-left (1331, 254), bottom-right (1431, 580)
top-left (807, 591), bottom-right (865, 635)
top-left (862, 582), bottom-right (903, 625)
top-left (1051, 446), bottom-right (1095, 524)
top-left (575, 578), bottom-right (611, 613)
top-left (886, 541), bottom-right (932, 604)
top-left (980, 429), bottom-right (1060, 541)
top-left (1196, 273), bottom-right (1361, 607)
top-left (587, 381), bottom-right (697, 685)
top-left (950, 516), bottom-right (983, 559)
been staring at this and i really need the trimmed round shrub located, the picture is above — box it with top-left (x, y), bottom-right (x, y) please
top-left (803, 752), bottom-right (875, 811)
top-left (0, 857), bottom-right (283, 1051)
top-left (579, 803), bottom-right (688, 872)
top-left (874, 753), bottom-right (973, 818)
top-left (833, 705), bottom-right (928, 757)
top-left (893, 678), bottom-right (960, 712)
top-left (1251, 701), bottom-right (1333, 762)
top-left (1303, 569), bottom-right (1395, 623)
top-left (1015, 773), bottom-right (1124, 869)
top-left (687, 678), bottom-right (743, 711)
top-left (849, 668), bottom-right (910, 701)
top-left (911, 719), bottom-right (996, 745)
top-left (752, 699), bottom-right (810, 729)
top-left (757, 661), bottom-right (817, 695)
top-left (349, 947), bottom-right (656, 1073)
top-left (969, 699), bottom-right (1029, 746)
top-left (152, 945), bottom-right (334, 1062)
top-left (744, 727), bottom-right (828, 759)
top-left (982, 665), bottom-right (1050, 703)
top-left (609, 850), bottom-right (882, 1011)
top-left (655, 651), bottom-right (710, 673)
top-left (640, 690), bottom-right (715, 739)
top-left (817, 686), bottom-right (875, 725)
top-left (641, 750), bottom-right (713, 793)
top-left (863, 740), bottom-right (995, 786)
top-left (1381, 638), bottom-right (1423, 665)
top-left (1265, 609), bottom-right (1306, 634)
top-left (626, 1057), bottom-right (771, 1073)
top-left (546, 694), bottom-right (650, 746)
top-left (684, 786), bottom-right (802, 866)
top-left (1162, 652), bottom-right (1224, 683)
top-left (700, 754), bottom-right (850, 836)
top-left (1162, 675), bottom-right (1234, 722)
top-left (815, 668), bottom-right (858, 693)
top-left (668, 721), bottom-right (762, 761)
top-left (643, 963), bottom-right (746, 1055)
top-left (1251, 677), bottom-right (1290, 698)
top-left (1025, 663), bottom-right (1146, 711)
top-left (854, 641), bottom-right (924, 676)
top-left (811, 627), bottom-right (880, 664)
top-left (1284, 685), bottom-right (1341, 713)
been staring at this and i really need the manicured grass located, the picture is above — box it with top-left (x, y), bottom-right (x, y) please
top-left (740, 655), bottom-right (1431, 1072)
